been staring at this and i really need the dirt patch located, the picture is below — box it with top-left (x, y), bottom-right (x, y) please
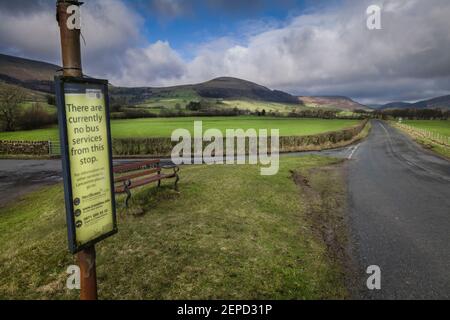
top-left (290, 163), bottom-right (358, 297)
top-left (291, 168), bottom-right (346, 261)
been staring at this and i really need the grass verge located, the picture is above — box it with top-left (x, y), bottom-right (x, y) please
top-left (391, 122), bottom-right (450, 159)
top-left (0, 156), bottom-right (350, 299)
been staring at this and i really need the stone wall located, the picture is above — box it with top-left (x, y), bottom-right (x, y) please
top-left (0, 140), bottom-right (50, 155)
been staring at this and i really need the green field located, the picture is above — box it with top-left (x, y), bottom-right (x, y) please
top-left (0, 156), bottom-right (349, 299)
top-left (0, 117), bottom-right (361, 141)
top-left (403, 120), bottom-right (450, 136)
top-left (397, 120), bottom-right (450, 158)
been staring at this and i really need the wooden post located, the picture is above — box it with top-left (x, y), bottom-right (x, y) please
top-left (77, 246), bottom-right (98, 300)
top-left (57, 0), bottom-right (98, 301)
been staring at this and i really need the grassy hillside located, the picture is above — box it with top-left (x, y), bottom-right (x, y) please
top-left (377, 96), bottom-right (450, 110)
top-left (0, 156), bottom-right (350, 299)
top-left (300, 96), bottom-right (369, 111)
top-left (0, 54), bottom-right (58, 93)
top-left (0, 117), bottom-right (361, 141)
top-left (0, 54), bottom-right (58, 82)
top-left (111, 77), bottom-right (301, 105)
top-left (409, 95), bottom-right (450, 110)
top-left (136, 97), bottom-right (304, 115)
top-left (0, 54), bottom-right (377, 114)
top-left (0, 81), bottom-right (49, 103)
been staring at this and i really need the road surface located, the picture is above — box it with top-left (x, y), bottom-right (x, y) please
top-left (347, 120), bottom-right (450, 299)
top-left (0, 120), bottom-right (449, 300)
top-left (0, 159), bottom-right (62, 206)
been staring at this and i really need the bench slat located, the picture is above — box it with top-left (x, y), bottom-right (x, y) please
top-left (114, 173), bottom-right (176, 194)
top-left (114, 167), bottom-right (161, 183)
top-left (113, 159), bottom-right (160, 174)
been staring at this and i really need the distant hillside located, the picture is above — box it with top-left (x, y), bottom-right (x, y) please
top-left (0, 53), bottom-right (59, 93)
top-left (379, 102), bottom-right (412, 109)
top-left (112, 77), bottom-right (301, 104)
top-left (0, 54), bottom-right (301, 104)
top-left (411, 95), bottom-right (450, 110)
top-left (299, 96), bottom-right (369, 111)
top-left (375, 95), bottom-right (450, 110)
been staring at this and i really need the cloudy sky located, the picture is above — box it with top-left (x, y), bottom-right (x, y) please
top-left (0, 0), bottom-right (449, 104)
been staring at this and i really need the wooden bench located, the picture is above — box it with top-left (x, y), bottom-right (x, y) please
top-left (113, 159), bottom-right (180, 207)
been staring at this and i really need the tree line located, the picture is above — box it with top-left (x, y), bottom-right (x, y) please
top-left (374, 108), bottom-right (449, 120)
top-left (2, 85), bottom-right (448, 134)
top-left (0, 86), bottom-right (56, 132)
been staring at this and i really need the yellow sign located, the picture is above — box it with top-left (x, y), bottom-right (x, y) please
top-left (57, 78), bottom-right (117, 253)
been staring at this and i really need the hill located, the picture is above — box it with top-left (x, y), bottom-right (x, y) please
top-left (0, 53), bottom-right (59, 93)
top-left (111, 77), bottom-right (301, 105)
top-left (379, 102), bottom-right (412, 109)
top-left (0, 54), bottom-right (300, 104)
top-left (374, 96), bottom-right (450, 110)
top-left (411, 95), bottom-right (450, 110)
top-left (194, 77), bottom-right (299, 103)
top-left (299, 96), bottom-right (369, 111)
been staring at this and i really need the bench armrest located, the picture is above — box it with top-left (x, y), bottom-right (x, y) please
top-left (161, 164), bottom-right (178, 170)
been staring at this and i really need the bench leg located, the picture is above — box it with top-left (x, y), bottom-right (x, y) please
top-left (174, 168), bottom-right (180, 192)
top-left (124, 180), bottom-right (132, 208)
top-left (157, 170), bottom-right (161, 188)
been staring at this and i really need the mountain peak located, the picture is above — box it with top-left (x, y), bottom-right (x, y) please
top-left (194, 77), bottom-right (299, 103)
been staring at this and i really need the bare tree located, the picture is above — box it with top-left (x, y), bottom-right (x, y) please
top-left (0, 85), bottom-right (26, 131)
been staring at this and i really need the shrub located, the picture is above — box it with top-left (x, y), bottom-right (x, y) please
top-left (46, 94), bottom-right (56, 106)
top-left (123, 108), bottom-right (157, 119)
top-left (19, 103), bottom-right (56, 130)
top-left (186, 101), bottom-right (202, 111)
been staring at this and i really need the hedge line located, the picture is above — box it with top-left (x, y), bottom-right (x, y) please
top-left (112, 120), bottom-right (368, 156)
top-left (0, 121), bottom-right (368, 156)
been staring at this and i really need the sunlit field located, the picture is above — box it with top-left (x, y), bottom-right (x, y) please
top-left (0, 117), bottom-right (361, 141)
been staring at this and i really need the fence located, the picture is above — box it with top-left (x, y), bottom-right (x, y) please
top-left (48, 140), bottom-right (61, 156)
top-left (395, 123), bottom-right (450, 147)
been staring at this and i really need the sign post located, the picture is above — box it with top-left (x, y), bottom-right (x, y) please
top-left (55, 78), bottom-right (118, 252)
top-left (56, 0), bottom-right (117, 300)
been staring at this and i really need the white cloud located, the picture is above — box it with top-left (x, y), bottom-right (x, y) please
top-left (115, 41), bottom-right (186, 87)
top-left (0, 0), bottom-right (143, 79)
top-left (1, 0), bottom-right (449, 102)
top-left (172, 0), bottom-right (450, 102)
top-left (0, 9), bottom-right (59, 61)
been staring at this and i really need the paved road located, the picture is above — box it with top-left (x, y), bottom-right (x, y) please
top-left (0, 159), bottom-right (62, 206)
top-left (0, 120), bottom-right (449, 300)
top-left (0, 147), bottom-right (356, 207)
top-left (347, 120), bottom-right (450, 299)
top-left (0, 159), bottom-right (172, 206)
